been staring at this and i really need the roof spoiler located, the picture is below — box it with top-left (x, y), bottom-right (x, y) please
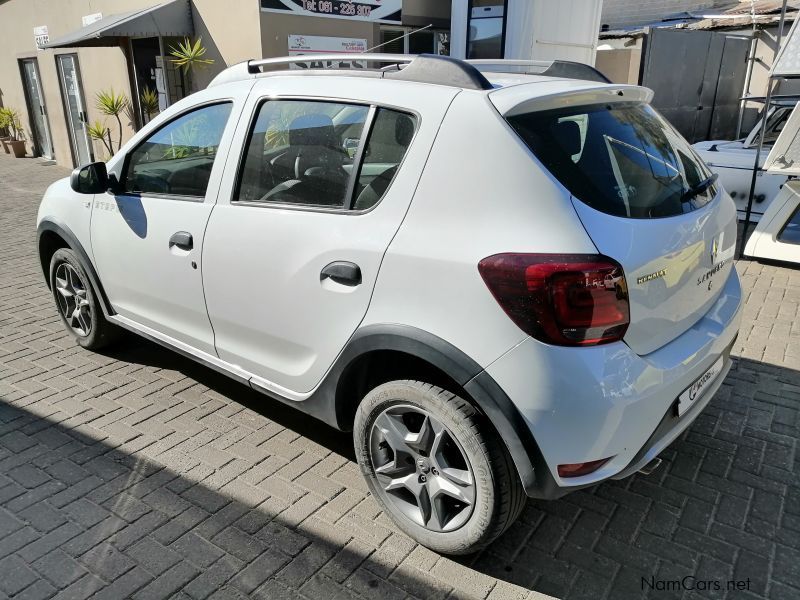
top-left (467, 59), bottom-right (611, 83)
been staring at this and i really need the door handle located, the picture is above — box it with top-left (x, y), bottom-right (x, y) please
top-left (169, 231), bottom-right (193, 250)
top-left (320, 261), bottom-right (361, 286)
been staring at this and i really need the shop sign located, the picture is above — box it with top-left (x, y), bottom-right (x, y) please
top-left (33, 25), bottom-right (49, 49)
top-left (262, 0), bottom-right (401, 24)
top-left (82, 13), bottom-right (103, 27)
top-left (288, 35), bottom-right (368, 68)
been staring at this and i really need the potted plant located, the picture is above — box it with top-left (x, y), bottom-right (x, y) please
top-left (2, 108), bottom-right (26, 157)
top-left (0, 108), bottom-right (12, 153)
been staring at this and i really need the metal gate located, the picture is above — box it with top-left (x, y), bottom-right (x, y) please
top-left (640, 28), bottom-right (750, 143)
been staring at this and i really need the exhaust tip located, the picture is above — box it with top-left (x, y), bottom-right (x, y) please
top-left (638, 457), bottom-right (662, 476)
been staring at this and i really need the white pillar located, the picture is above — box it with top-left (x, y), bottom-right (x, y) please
top-left (450, 0), bottom-right (469, 59)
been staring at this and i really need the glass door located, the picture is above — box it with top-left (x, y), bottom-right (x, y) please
top-left (20, 59), bottom-right (54, 159)
top-left (56, 54), bottom-right (93, 166)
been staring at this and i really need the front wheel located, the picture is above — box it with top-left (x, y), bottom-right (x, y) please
top-left (354, 380), bottom-right (526, 554)
top-left (49, 248), bottom-right (119, 350)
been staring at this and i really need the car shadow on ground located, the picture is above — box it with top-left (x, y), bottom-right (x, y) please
top-left (88, 335), bottom-right (800, 600)
top-left (101, 336), bottom-right (356, 461)
top-left (0, 395), bottom-right (447, 599)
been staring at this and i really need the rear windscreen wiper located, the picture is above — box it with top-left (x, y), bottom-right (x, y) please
top-left (680, 173), bottom-right (718, 203)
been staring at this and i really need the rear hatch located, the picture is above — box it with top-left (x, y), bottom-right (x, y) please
top-left (492, 83), bottom-right (737, 355)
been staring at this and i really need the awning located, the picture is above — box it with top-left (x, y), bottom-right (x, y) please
top-left (42, 0), bottom-right (193, 49)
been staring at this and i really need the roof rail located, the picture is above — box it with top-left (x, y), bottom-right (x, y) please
top-left (208, 55), bottom-right (605, 89)
top-left (467, 59), bottom-right (611, 83)
top-left (245, 53), bottom-right (492, 91)
top-left (246, 53), bottom-right (413, 73)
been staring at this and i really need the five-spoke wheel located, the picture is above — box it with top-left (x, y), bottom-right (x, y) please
top-left (54, 262), bottom-right (92, 336)
top-left (355, 380), bottom-right (526, 555)
top-left (49, 248), bottom-right (119, 350)
top-left (370, 405), bottom-right (475, 532)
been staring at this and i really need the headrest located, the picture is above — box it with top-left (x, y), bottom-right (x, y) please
top-left (289, 114), bottom-right (336, 148)
top-left (395, 114), bottom-right (414, 147)
top-left (551, 120), bottom-right (582, 158)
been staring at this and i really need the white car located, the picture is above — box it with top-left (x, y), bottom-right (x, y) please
top-left (744, 99), bottom-right (800, 263)
top-left (37, 54), bottom-right (742, 554)
top-left (694, 101), bottom-right (795, 221)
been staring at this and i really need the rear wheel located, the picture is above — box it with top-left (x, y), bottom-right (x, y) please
top-left (354, 380), bottom-right (526, 554)
top-left (49, 248), bottom-right (119, 350)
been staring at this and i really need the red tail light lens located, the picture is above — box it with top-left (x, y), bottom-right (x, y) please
top-left (558, 457), bottom-right (613, 478)
top-left (478, 254), bottom-right (629, 346)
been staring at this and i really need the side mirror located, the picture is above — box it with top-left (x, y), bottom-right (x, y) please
top-left (70, 162), bottom-right (109, 194)
top-left (342, 137), bottom-right (360, 158)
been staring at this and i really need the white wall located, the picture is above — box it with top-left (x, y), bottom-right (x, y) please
top-left (450, 0), bottom-right (602, 64)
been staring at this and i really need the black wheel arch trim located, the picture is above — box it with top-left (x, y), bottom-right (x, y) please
top-left (296, 323), bottom-right (555, 498)
top-left (37, 219), bottom-right (115, 317)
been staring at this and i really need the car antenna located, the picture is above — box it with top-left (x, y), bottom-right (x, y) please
top-left (364, 24), bottom-right (433, 54)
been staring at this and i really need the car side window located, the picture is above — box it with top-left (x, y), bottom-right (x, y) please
top-left (236, 100), bottom-right (369, 207)
top-left (351, 109), bottom-right (416, 211)
top-left (778, 206), bottom-right (800, 245)
top-left (124, 102), bottom-right (233, 198)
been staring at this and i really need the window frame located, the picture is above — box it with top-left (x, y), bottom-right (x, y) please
top-left (231, 95), bottom-right (420, 215)
top-left (119, 99), bottom-right (235, 203)
top-left (466, 0), bottom-right (509, 60)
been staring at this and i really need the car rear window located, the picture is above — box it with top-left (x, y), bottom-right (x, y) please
top-left (508, 102), bottom-right (717, 219)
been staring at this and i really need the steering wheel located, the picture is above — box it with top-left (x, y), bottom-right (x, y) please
top-left (133, 172), bottom-right (171, 194)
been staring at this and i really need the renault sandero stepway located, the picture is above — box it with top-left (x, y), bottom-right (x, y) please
top-left (37, 54), bottom-right (741, 554)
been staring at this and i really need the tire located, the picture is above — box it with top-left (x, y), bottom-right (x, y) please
top-left (49, 248), bottom-right (120, 351)
top-left (354, 380), bottom-right (526, 554)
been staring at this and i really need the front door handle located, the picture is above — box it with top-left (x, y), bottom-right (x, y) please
top-left (320, 261), bottom-right (361, 286)
top-left (169, 231), bottom-right (193, 250)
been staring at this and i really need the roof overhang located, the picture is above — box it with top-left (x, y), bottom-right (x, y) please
top-left (41, 0), bottom-right (193, 49)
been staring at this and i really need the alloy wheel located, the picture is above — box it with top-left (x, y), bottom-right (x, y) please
top-left (369, 404), bottom-right (475, 532)
top-left (54, 262), bottom-right (92, 337)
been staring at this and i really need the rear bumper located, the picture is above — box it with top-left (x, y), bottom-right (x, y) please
top-left (485, 266), bottom-right (742, 499)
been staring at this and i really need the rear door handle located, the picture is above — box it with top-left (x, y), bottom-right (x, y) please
top-left (169, 231), bottom-right (193, 250)
top-left (320, 261), bottom-right (361, 286)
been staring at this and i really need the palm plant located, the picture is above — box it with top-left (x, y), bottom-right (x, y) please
top-left (87, 120), bottom-right (113, 157)
top-left (95, 89), bottom-right (129, 153)
top-left (0, 107), bottom-right (9, 138)
top-left (140, 87), bottom-right (159, 122)
top-left (169, 37), bottom-right (214, 91)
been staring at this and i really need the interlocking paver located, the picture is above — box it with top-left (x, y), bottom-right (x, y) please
top-left (1, 151), bottom-right (799, 600)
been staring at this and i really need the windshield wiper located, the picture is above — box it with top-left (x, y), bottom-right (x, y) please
top-left (680, 173), bottom-right (718, 203)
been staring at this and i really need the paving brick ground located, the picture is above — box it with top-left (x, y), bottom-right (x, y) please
top-left (0, 152), bottom-right (798, 600)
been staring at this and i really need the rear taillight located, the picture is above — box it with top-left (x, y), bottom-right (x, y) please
top-left (558, 457), bottom-right (613, 478)
top-left (478, 254), bottom-right (629, 346)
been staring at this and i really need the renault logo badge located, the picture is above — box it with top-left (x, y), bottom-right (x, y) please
top-left (710, 238), bottom-right (719, 264)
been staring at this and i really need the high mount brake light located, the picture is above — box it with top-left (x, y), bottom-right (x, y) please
top-left (478, 254), bottom-right (630, 346)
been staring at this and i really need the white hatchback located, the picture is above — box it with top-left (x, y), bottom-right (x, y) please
top-left (37, 54), bottom-right (741, 554)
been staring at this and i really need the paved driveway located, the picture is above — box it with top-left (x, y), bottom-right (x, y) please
top-left (0, 153), bottom-right (798, 600)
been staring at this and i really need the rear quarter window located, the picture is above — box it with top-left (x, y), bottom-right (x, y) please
top-left (508, 102), bottom-right (717, 219)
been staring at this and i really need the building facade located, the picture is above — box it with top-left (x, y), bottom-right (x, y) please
top-left (0, 0), bottom-right (452, 169)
